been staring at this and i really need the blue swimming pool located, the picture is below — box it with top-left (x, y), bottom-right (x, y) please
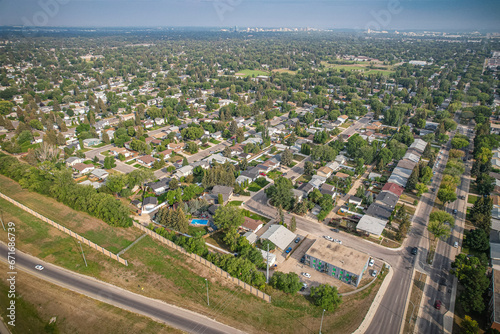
top-left (190, 219), bottom-right (209, 226)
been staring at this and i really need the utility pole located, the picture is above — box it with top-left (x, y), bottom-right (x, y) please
top-left (78, 241), bottom-right (88, 267)
top-left (319, 309), bottom-right (326, 334)
top-left (205, 278), bottom-right (210, 306)
top-left (266, 243), bottom-right (270, 284)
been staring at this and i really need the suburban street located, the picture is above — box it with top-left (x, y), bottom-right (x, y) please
top-left (416, 123), bottom-right (473, 334)
top-left (0, 242), bottom-right (243, 334)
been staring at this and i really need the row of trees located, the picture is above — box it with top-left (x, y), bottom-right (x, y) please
top-left (0, 155), bottom-right (132, 227)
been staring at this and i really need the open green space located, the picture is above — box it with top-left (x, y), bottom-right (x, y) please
top-left (209, 139), bottom-right (221, 144)
top-left (229, 200), bottom-right (243, 206)
top-left (0, 175), bottom-right (141, 253)
top-left (320, 61), bottom-right (396, 75)
top-left (247, 182), bottom-right (263, 192)
top-left (235, 69), bottom-right (270, 77)
top-left (467, 194), bottom-right (478, 205)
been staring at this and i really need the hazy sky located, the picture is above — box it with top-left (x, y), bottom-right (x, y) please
top-left (0, 0), bottom-right (499, 31)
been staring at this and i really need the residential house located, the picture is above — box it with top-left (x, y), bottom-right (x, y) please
top-left (211, 185), bottom-right (233, 204)
top-left (137, 155), bottom-right (155, 167)
top-left (65, 156), bottom-right (83, 166)
top-left (174, 165), bottom-right (194, 179)
top-left (348, 196), bottom-right (363, 206)
top-left (73, 163), bottom-right (95, 174)
top-left (317, 166), bottom-right (333, 178)
top-left (382, 182), bottom-right (405, 197)
top-left (241, 216), bottom-right (264, 233)
top-left (320, 183), bottom-right (336, 198)
top-left (259, 224), bottom-right (297, 251)
top-left (337, 115), bottom-right (349, 124)
top-left (83, 138), bottom-right (102, 148)
top-left (155, 118), bottom-right (165, 125)
top-left (143, 197), bottom-right (158, 211)
top-left (335, 154), bottom-right (347, 165)
top-left (148, 178), bottom-right (170, 195)
top-left (356, 215), bottom-right (387, 237)
top-left (91, 168), bottom-right (108, 180)
top-left (309, 175), bottom-right (327, 189)
top-left (167, 142), bottom-right (185, 153)
top-left (110, 147), bottom-right (133, 158)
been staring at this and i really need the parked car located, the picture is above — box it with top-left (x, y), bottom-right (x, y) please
top-left (369, 258), bottom-right (375, 267)
top-left (371, 270), bottom-right (378, 277)
top-left (453, 209), bottom-right (458, 214)
top-left (331, 228), bottom-right (340, 233)
top-left (285, 247), bottom-right (292, 254)
top-left (324, 235), bottom-right (334, 241)
top-left (35, 264), bottom-right (44, 271)
top-left (300, 256), bottom-right (305, 263)
top-left (434, 300), bottom-right (442, 310)
top-left (295, 237), bottom-right (301, 243)
top-left (411, 247), bottom-right (418, 255)
top-left (453, 241), bottom-right (459, 248)
top-left (259, 172), bottom-right (266, 176)
top-left (333, 239), bottom-right (342, 245)
top-left (302, 272), bottom-right (311, 278)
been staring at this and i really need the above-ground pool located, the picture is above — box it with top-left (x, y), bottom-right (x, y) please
top-left (190, 219), bottom-right (209, 226)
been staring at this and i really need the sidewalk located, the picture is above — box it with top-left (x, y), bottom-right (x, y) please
top-left (352, 265), bottom-right (394, 334)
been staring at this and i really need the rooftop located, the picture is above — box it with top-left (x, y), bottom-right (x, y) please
top-left (305, 238), bottom-right (370, 275)
top-left (356, 215), bottom-right (387, 236)
top-left (260, 224), bottom-right (296, 250)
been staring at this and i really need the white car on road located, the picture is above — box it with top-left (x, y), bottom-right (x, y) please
top-left (324, 236), bottom-right (333, 241)
top-left (302, 272), bottom-right (311, 278)
top-left (35, 264), bottom-right (44, 271)
top-left (333, 239), bottom-right (342, 245)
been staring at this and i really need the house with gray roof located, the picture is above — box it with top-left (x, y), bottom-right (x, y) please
top-left (260, 224), bottom-right (297, 251)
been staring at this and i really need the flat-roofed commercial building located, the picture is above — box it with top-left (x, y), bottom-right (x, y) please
top-left (304, 238), bottom-right (370, 287)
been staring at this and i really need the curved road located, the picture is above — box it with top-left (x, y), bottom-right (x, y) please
top-left (0, 243), bottom-right (243, 334)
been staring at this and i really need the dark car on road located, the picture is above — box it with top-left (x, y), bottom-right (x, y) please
top-left (411, 247), bottom-right (418, 255)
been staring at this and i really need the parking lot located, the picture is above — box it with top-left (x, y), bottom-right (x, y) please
top-left (276, 236), bottom-right (383, 294)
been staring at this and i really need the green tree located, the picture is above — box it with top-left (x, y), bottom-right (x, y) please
top-left (182, 156), bottom-right (189, 166)
top-left (290, 216), bottom-right (297, 232)
top-left (451, 254), bottom-right (489, 313)
top-left (437, 188), bottom-right (457, 206)
top-left (406, 164), bottom-right (419, 191)
top-left (103, 156), bottom-right (116, 169)
top-left (461, 316), bottom-right (479, 334)
top-left (269, 272), bottom-right (302, 294)
top-left (415, 183), bottom-right (428, 197)
top-left (106, 174), bottom-right (126, 194)
top-left (169, 178), bottom-right (179, 190)
top-left (310, 284), bottom-right (342, 312)
top-left (218, 193), bottom-right (224, 204)
top-left (265, 177), bottom-right (294, 211)
top-left (304, 161), bottom-right (314, 175)
top-left (213, 205), bottom-right (245, 231)
top-left (281, 149), bottom-right (293, 167)
top-left (427, 220), bottom-right (451, 241)
top-left (464, 229), bottom-right (489, 251)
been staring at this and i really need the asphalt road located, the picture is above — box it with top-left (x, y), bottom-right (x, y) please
top-left (416, 123), bottom-right (473, 334)
top-left (0, 243), bottom-right (243, 334)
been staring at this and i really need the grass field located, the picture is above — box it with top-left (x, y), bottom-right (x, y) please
top-left (0, 262), bottom-right (181, 334)
top-left (228, 200), bottom-right (243, 206)
top-left (467, 194), bottom-right (478, 204)
top-left (247, 182), bottom-right (262, 192)
top-left (320, 61), bottom-right (396, 75)
top-left (0, 175), bottom-right (142, 253)
top-left (235, 69), bottom-right (270, 77)
top-left (272, 68), bottom-right (297, 75)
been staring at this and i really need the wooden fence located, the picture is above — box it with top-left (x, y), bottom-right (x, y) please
top-left (133, 222), bottom-right (271, 303)
top-left (0, 192), bottom-right (128, 266)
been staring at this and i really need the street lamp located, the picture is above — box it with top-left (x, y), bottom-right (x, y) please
top-left (78, 241), bottom-right (88, 267)
top-left (205, 278), bottom-right (210, 306)
top-left (319, 309), bottom-right (326, 334)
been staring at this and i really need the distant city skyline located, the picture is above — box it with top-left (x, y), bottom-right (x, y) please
top-left (0, 0), bottom-right (499, 32)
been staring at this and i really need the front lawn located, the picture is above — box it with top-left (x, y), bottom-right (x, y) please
top-left (467, 195), bottom-right (478, 205)
top-left (209, 139), bottom-right (221, 144)
top-left (247, 183), bottom-right (262, 192)
top-left (293, 154), bottom-right (306, 161)
top-left (229, 201), bottom-right (243, 206)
